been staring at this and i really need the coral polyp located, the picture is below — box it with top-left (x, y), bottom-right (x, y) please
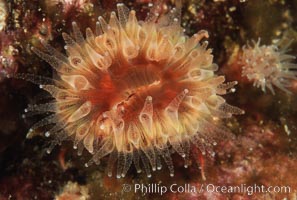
top-left (241, 39), bottom-right (297, 94)
top-left (23, 3), bottom-right (243, 178)
top-left (0, 0), bottom-right (7, 32)
top-left (47, 0), bottom-right (93, 13)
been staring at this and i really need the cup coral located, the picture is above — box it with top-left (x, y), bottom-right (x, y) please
top-left (20, 2), bottom-right (243, 178)
top-left (0, 0), bottom-right (7, 32)
top-left (241, 39), bottom-right (297, 94)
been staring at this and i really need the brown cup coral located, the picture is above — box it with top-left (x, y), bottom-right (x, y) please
top-left (241, 39), bottom-right (297, 95)
top-left (21, 2), bottom-right (243, 178)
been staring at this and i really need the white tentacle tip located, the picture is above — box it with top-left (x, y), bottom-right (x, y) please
top-left (45, 131), bottom-right (50, 137)
top-left (146, 96), bottom-right (153, 101)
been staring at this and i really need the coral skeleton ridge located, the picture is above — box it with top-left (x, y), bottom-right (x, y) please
top-left (20, 3), bottom-right (243, 178)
